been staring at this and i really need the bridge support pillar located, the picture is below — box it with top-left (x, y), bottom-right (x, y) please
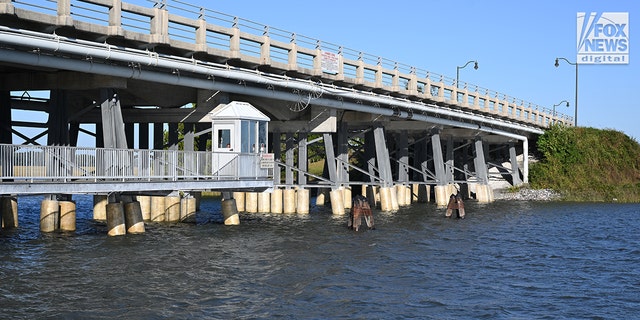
top-left (245, 192), bottom-right (258, 213)
top-left (221, 196), bottom-right (240, 226)
top-left (40, 197), bottom-right (59, 232)
top-left (137, 195), bottom-right (151, 221)
top-left (180, 195), bottom-right (197, 223)
top-left (434, 185), bottom-right (449, 208)
top-left (509, 143), bottom-right (523, 186)
top-left (363, 185), bottom-right (378, 209)
top-left (379, 187), bottom-right (394, 212)
top-left (315, 188), bottom-right (328, 206)
top-left (93, 195), bottom-right (108, 220)
top-left (1, 196), bottom-right (18, 229)
top-left (373, 127), bottom-right (397, 211)
top-left (99, 89), bottom-right (128, 149)
top-left (431, 131), bottom-right (450, 207)
top-left (150, 196), bottom-right (166, 222)
top-left (164, 194), bottom-right (181, 222)
top-left (474, 138), bottom-right (494, 203)
top-left (124, 200), bottom-right (145, 234)
top-left (296, 188), bottom-right (310, 214)
top-left (329, 188), bottom-right (345, 215)
top-left (233, 192), bottom-right (245, 212)
top-left (106, 201), bottom-right (126, 236)
top-left (258, 191), bottom-right (271, 213)
top-left (283, 189), bottom-right (296, 214)
top-left (342, 186), bottom-right (352, 210)
top-left (271, 188), bottom-right (283, 214)
top-left (59, 199), bottom-right (76, 232)
top-left (396, 131), bottom-right (410, 207)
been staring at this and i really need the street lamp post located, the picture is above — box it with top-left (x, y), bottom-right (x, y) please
top-left (456, 60), bottom-right (478, 89)
top-left (554, 57), bottom-right (578, 126)
top-left (552, 100), bottom-right (570, 124)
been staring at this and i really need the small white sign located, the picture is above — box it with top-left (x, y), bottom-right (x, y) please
top-left (577, 12), bottom-right (629, 64)
top-left (321, 50), bottom-right (340, 74)
top-left (260, 153), bottom-right (275, 169)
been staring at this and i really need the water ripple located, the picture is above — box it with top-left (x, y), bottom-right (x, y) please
top-left (1, 196), bottom-right (640, 318)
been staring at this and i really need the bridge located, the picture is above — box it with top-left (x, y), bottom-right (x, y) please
top-left (0, 0), bottom-right (571, 233)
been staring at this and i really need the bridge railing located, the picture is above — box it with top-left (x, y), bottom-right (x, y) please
top-left (5, 0), bottom-right (573, 127)
top-left (0, 144), bottom-right (272, 182)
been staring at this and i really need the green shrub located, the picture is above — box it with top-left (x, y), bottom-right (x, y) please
top-left (530, 125), bottom-right (640, 202)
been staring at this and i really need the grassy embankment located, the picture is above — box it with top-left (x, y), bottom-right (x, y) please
top-left (529, 125), bottom-right (640, 202)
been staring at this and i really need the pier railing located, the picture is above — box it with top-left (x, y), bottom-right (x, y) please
top-left (0, 144), bottom-right (272, 182)
top-left (3, 0), bottom-right (573, 127)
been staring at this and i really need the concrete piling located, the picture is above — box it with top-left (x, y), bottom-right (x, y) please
top-left (150, 196), bottom-right (165, 222)
top-left (233, 192), bottom-right (245, 212)
top-left (106, 202), bottom-right (126, 236)
top-left (271, 188), bottom-right (283, 214)
top-left (296, 188), bottom-right (310, 214)
top-left (1, 196), bottom-right (18, 229)
top-left (165, 195), bottom-right (181, 222)
top-left (329, 189), bottom-right (345, 215)
top-left (258, 191), bottom-right (271, 213)
top-left (342, 187), bottom-right (352, 210)
top-left (137, 195), bottom-right (151, 221)
top-left (124, 201), bottom-right (145, 234)
top-left (93, 195), bottom-right (108, 220)
top-left (221, 198), bottom-right (240, 225)
top-left (434, 185), bottom-right (449, 207)
top-left (316, 188), bottom-right (328, 206)
top-left (245, 192), bottom-right (258, 213)
top-left (283, 189), bottom-right (296, 214)
top-left (59, 200), bottom-right (76, 232)
top-left (180, 195), bottom-right (197, 223)
top-left (40, 199), bottom-right (59, 232)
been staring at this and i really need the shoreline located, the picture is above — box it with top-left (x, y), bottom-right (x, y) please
top-left (493, 188), bottom-right (561, 201)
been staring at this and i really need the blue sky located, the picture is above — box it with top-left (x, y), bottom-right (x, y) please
top-left (192, 0), bottom-right (638, 140)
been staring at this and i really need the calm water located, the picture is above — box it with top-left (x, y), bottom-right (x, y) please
top-left (1, 195), bottom-right (639, 319)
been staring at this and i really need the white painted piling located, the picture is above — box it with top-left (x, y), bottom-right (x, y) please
top-left (258, 191), bottom-right (271, 213)
top-left (245, 192), bottom-right (258, 213)
top-left (329, 189), bottom-right (345, 215)
top-left (283, 189), bottom-right (296, 214)
top-left (271, 188), bottom-right (283, 214)
top-left (296, 188), bottom-right (310, 214)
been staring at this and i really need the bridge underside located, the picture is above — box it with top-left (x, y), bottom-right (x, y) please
top-left (0, 18), bottom-right (537, 201)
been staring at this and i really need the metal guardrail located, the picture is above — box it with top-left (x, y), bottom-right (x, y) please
top-left (5, 0), bottom-right (573, 127)
top-left (0, 144), bottom-right (272, 182)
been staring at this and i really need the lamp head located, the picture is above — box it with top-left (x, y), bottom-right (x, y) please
top-left (554, 58), bottom-right (559, 67)
top-left (474, 61), bottom-right (478, 70)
